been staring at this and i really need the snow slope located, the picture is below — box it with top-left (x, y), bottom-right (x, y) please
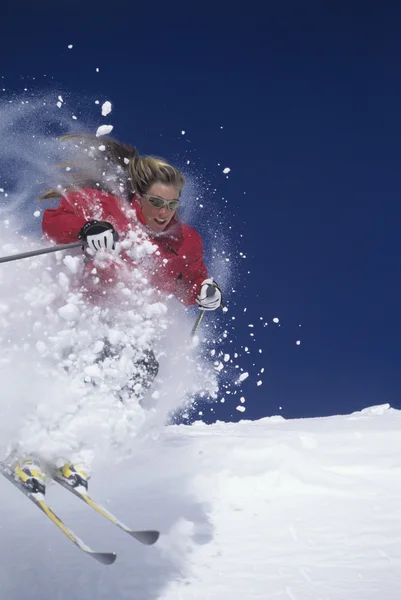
top-left (0, 404), bottom-right (400, 599)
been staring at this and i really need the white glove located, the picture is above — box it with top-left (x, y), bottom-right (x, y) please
top-left (196, 278), bottom-right (222, 311)
top-left (78, 220), bottom-right (119, 253)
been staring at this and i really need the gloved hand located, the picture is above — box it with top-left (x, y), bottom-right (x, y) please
top-left (78, 220), bottom-right (119, 252)
top-left (196, 278), bottom-right (222, 311)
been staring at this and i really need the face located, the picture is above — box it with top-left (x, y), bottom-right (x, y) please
top-left (138, 183), bottom-right (180, 233)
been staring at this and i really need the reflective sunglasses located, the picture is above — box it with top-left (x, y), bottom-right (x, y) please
top-left (142, 194), bottom-right (180, 211)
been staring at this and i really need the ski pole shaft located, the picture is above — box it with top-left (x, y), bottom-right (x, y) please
top-left (191, 285), bottom-right (216, 337)
top-left (0, 241), bottom-right (84, 264)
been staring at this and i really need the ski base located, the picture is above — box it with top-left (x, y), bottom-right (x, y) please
top-left (52, 473), bottom-right (160, 545)
top-left (0, 462), bottom-right (116, 565)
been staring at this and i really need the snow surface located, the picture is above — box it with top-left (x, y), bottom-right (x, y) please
top-left (0, 405), bottom-right (400, 598)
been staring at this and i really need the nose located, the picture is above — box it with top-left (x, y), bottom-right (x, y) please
top-left (158, 206), bottom-right (168, 218)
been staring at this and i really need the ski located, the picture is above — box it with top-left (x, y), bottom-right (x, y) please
top-left (51, 472), bottom-right (160, 545)
top-left (0, 462), bottom-right (116, 565)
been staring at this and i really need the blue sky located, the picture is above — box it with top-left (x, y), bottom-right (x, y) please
top-left (1, 2), bottom-right (400, 422)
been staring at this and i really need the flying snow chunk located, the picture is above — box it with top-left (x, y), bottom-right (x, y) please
top-left (33, 210), bottom-right (41, 218)
top-left (236, 405), bottom-right (246, 413)
top-left (237, 372), bottom-right (249, 383)
top-left (257, 380), bottom-right (262, 386)
top-left (68, 45), bottom-right (73, 49)
top-left (296, 340), bottom-right (301, 345)
top-left (63, 255), bottom-right (81, 274)
top-left (101, 101), bottom-right (112, 116)
top-left (58, 304), bottom-right (80, 322)
top-left (223, 167), bottom-right (231, 174)
top-left (273, 317), bottom-right (280, 323)
top-left (181, 130), bottom-right (185, 135)
top-left (96, 125), bottom-right (113, 137)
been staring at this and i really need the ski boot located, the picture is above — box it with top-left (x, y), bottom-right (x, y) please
top-left (58, 463), bottom-right (90, 491)
top-left (14, 459), bottom-right (46, 495)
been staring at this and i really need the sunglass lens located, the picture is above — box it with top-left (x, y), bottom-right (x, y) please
top-left (148, 196), bottom-right (164, 208)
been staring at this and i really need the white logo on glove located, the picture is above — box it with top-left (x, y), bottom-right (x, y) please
top-left (86, 229), bottom-right (117, 252)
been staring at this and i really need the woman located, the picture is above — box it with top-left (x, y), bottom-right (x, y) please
top-left (41, 134), bottom-right (222, 310)
top-left (41, 134), bottom-right (223, 400)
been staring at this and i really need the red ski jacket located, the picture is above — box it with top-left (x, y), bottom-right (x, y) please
top-left (42, 188), bottom-right (208, 306)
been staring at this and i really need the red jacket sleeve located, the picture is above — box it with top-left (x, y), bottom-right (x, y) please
top-left (42, 196), bottom-right (87, 244)
top-left (42, 189), bottom-right (110, 244)
top-left (175, 226), bottom-right (208, 306)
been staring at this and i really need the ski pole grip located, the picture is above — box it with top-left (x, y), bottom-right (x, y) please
top-left (206, 285), bottom-right (215, 297)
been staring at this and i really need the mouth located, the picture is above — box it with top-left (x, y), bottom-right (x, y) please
top-left (154, 218), bottom-right (167, 226)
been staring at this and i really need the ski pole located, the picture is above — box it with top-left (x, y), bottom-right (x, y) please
top-left (190, 285), bottom-right (217, 337)
top-left (0, 241), bottom-right (84, 264)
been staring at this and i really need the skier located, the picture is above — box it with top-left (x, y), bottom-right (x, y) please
top-left (13, 135), bottom-right (222, 494)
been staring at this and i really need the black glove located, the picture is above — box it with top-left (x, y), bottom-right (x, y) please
top-left (78, 220), bottom-right (119, 251)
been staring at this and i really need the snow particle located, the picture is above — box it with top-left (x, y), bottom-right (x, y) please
top-left (101, 101), bottom-right (112, 116)
top-left (237, 372), bottom-right (249, 383)
top-left (273, 317), bottom-right (280, 323)
top-left (223, 167), bottom-right (231, 174)
top-left (67, 44), bottom-right (73, 49)
top-left (33, 210), bottom-right (41, 218)
top-left (236, 405), bottom-right (246, 412)
top-left (58, 304), bottom-right (80, 322)
top-left (96, 125), bottom-right (113, 137)
top-left (296, 340), bottom-right (301, 345)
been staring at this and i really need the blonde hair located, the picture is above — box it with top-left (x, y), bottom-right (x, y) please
top-left (129, 155), bottom-right (185, 197)
top-left (40, 134), bottom-right (185, 201)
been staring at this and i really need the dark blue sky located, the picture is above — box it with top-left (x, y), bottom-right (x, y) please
top-left (1, 2), bottom-right (400, 421)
